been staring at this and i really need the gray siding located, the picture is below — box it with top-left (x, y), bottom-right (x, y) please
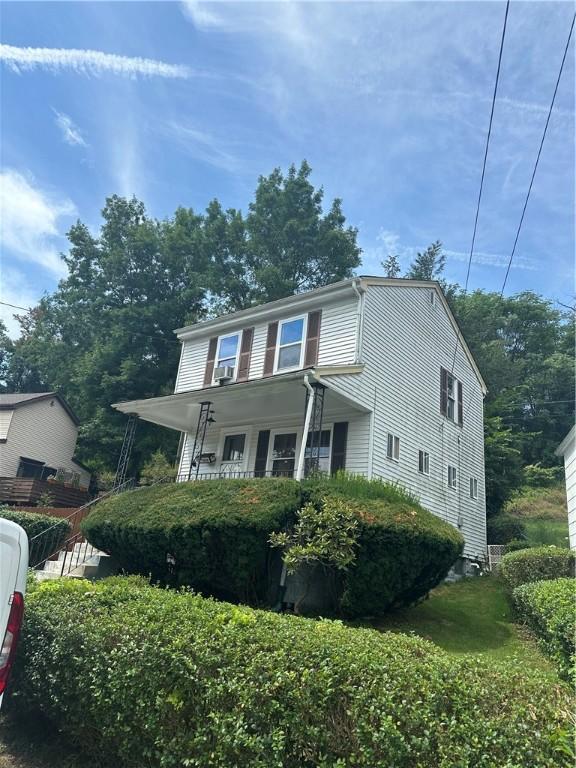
top-left (174, 295), bottom-right (358, 394)
top-left (561, 438), bottom-right (576, 549)
top-left (324, 284), bottom-right (486, 560)
top-left (0, 399), bottom-right (90, 487)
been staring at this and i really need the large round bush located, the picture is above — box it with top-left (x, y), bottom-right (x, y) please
top-left (9, 577), bottom-right (573, 768)
top-left (82, 478), bottom-right (301, 603)
top-left (500, 546), bottom-right (575, 592)
top-left (303, 476), bottom-right (464, 617)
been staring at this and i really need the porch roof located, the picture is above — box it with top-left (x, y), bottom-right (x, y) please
top-left (112, 368), bottom-right (369, 432)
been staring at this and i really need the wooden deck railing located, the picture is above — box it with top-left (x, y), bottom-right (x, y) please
top-left (0, 477), bottom-right (90, 508)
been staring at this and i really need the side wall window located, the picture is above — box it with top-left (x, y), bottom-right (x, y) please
top-left (386, 433), bottom-right (400, 461)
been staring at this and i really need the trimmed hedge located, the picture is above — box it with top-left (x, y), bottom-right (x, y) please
top-left (83, 476), bottom-right (463, 617)
top-left (0, 506), bottom-right (70, 564)
top-left (10, 577), bottom-right (574, 768)
top-left (303, 476), bottom-right (464, 617)
top-left (82, 479), bottom-right (301, 603)
top-left (500, 546), bottom-right (575, 592)
top-left (486, 514), bottom-right (526, 544)
top-left (513, 578), bottom-right (575, 682)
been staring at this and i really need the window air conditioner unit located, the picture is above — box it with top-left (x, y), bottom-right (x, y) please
top-left (214, 365), bottom-right (234, 383)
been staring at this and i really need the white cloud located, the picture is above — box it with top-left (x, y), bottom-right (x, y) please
top-left (0, 267), bottom-right (41, 339)
top-left (53, 109), bottom-right (88, 147)
top-left (0, 169), bottom-right (75, 275)
top-left (444, 249), bottom-right (537, 272)
top-left (165, 122), bottom-right (241, 173)
top-left (0, 44), bottom-right (191, 79)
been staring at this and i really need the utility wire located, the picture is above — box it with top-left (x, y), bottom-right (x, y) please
top-left (500, 12), bottom-right (575, 297)
top-left (447, 0), bottom-right (510, 379)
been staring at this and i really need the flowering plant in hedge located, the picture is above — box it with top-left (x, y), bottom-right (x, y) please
top-left (9, 577), bottom-right (574, 768)
top-left (500, 546), bottom-right (575, 593)
top-left (513, 578), bottom-right (575, 683)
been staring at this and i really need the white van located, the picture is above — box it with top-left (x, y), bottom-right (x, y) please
top-left (0, 518), bottom-right (28, 708)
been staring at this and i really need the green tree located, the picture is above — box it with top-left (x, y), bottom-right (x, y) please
top-left (381, 254), bottom-right (401, 278)
top-left (405, 240), bottom-right (445, 281)
top-left (245, 161), bottom-right (361, 303)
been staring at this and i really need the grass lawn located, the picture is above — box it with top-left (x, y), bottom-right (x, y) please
top-left (524, 518), bottom-right (569, 548)
top-left (368, 575), bottom-right (556, 675)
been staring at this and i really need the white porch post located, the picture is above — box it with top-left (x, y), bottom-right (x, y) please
top-left (295, 375), bottom-right (315, 481)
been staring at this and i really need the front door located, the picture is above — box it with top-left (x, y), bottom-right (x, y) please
top-left (268, 431), bottom-right (298, 477)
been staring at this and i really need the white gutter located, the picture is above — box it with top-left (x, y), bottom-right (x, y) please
top-left (352, 279), bottom-right (364, 365)
top-left (295, 374), bottom-right (315, 481)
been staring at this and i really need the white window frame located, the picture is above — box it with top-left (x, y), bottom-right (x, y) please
top-left (470, 476), bottom-right (478, 499)
top-left (217, 426), bottom-right (252, 473)
top-left (386, 433), bottom-right (400, 462)
top-left (446, 373), bottom-right (457, 422)
top-left (213, 332), bottom-right (241, 384)
top-left (274, 314), bottom-right (308, 374)
top-left (304, 424), bottom-right (333, 475)
top-left (418, 450), bottom-right (430, 475)
top-left (447, 465), bottom-right (457, 489)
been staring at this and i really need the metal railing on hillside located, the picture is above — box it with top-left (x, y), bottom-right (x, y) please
top-left (29, 478), bottom-right (136, 573)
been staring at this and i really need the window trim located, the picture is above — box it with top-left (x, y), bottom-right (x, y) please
top-left (447, 465), bottom-right (457, 489)
top-left (418, 450), bottom-right (430, 475)
top-left (273, 314), bottom-right (308, 373)
top-left (213, 332), bottom-right (241, 383)
top-left (470, 476), bottom-right (478, 499)
top-left (304, 425), bottom-right (333, 475)
top-left (266, 428), bottom-right (303, 476)
top-left (217, 426), bottom-right (252, 472)
top-left (386, 433), bottom-right (400, 462)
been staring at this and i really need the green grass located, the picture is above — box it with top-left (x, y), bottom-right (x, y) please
top-left (524, 518), bottom-right (569, 548)
top-left (368, 576), bottom-right (556, 674)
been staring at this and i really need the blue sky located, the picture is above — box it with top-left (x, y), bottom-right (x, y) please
top-left (1, 1), bottom-right (574, 336)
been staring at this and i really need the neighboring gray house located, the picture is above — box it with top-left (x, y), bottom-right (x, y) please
top-left (555, 426), bottom-right (575, 549)
top-left (0, 393), bottom-right (90, 488)
top-left (114, 278), bottom-right (487, 563)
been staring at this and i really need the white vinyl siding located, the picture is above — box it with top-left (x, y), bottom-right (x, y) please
top-left (557, 430), bottom-right (576, 549)
top-left (0, 411), bottom-right (14, 441)
top-left (321, 283), bottom-right (486, 560)
top-left (0, 399), bottom-right (90, 487)
top-left (175, 295), bottom-right (359, 392)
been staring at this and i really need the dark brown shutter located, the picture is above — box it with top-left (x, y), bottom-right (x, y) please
top-left (330, 422), bottom-right (348, 475)
top-left (304, 310), bottom-right (322, 367)
top-left (203, 337), bottom-right (218, 387)
top-left (457, 381), bottom-right (463, 426)
top-left (236, 327), bottom-right (254, 382)
top-left (254, 430), bottom-right (270, 477)
top-left (263, 322), bottom-right (278, 377)
top-left (440, 367), bottom-right (448, 415)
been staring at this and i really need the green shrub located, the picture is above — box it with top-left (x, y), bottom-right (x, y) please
top-left (9, 577), bottom-right (573, 768)
top-left (513, 578), bottom-right (575, 682)
top-left (303, 476), bottom-right (464, 617)
top-left (487, 514), bottom-right (526, 544)
top-left (503, 484), bottom-right (567, 521)
top-left (522, 464), bottom-right (563, 488)
top-left (500, 547), bottom-right (575, 592)
top-left (82, 479), bottom-right (301, 603)
top-left (504, 538), bottom-right (534, 553)
top-left (0, 506), bottom-right (70, 564)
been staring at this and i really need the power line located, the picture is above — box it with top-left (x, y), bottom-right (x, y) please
top-left (500, 12), bottom-right (576, 297)
top-left (0, 300), bottom-right (31, 312)
top-left (447, 0), bottom-right (510, 379)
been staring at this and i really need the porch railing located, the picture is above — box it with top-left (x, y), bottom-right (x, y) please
top-left (175, 469), bottom-right (298, 482)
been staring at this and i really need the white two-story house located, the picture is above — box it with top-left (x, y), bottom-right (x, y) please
top-left (113, 277), bottom-right (487, 562)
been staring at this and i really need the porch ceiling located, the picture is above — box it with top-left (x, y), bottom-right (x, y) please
top-left (112, 370), bottom-right (370, 432)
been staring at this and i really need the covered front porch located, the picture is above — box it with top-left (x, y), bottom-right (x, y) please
top-left (113, 371), bottom-right (371, 482)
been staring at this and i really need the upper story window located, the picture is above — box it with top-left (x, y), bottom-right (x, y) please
top-left (441, 367), bottom-right (463, 425)
top-left (275, 315), bottom-right (306, 372)
top-left (470, 477), bottom-right (478, 499)
top-left (214, 333), bottom-right (240, 380)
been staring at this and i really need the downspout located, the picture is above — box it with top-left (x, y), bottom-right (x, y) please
top-left (295, 374), bottom-right (315, 482)
top-left (352, 279), bottom-right (364, 365)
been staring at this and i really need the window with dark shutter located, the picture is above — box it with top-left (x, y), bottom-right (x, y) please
top-left (304, 310), bottom-right (322, 367)
top-left (440, 367), bottom-right (448, 416)
top-left (262, 322), bottom-right (278, 377)
top-left (254, 430), bottom-right (271, 477)
top-left (330, 422), bottom-right (348, 475)
top-left (457, 381), bottom-right (463, 426)
top-left (236, 327), bottom-right (254, 382)
top-left (203, 337), bottom-right (218, 387)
